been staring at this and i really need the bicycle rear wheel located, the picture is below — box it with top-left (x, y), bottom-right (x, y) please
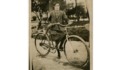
top-left (35, 33), bottom-right (50, 57)
top-left (64, 35), bottom-right (89, 67)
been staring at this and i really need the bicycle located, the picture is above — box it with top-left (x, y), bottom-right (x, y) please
top-left (34, 23), bottom-right (90, 67)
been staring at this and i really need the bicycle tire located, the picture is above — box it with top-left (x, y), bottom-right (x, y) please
top-left (35, 33), bottom-right (50, 57)
top-left (64, 35), bottom-right (90, 67)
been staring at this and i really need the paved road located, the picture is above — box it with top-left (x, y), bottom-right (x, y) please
top-left (29, 38), bottom-right (89, 70)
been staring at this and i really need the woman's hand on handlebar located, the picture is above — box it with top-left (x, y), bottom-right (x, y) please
top-left (47, 23), bottom-right (54, 28)
top-left (47, 22), bottom-right (60, 28)
top-left (47, 21), bottom-right (73, 28)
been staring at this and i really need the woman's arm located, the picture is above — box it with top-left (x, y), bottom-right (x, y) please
top-left (62, 11), bottom-right (68, 24)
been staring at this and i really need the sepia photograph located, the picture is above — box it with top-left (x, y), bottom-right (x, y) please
top-left (1, 0), bottom-right (120, 70)
top-left (29, 0), bottom-right (92, 70)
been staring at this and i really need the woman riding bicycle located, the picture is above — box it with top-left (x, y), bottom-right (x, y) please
top-left (35, 3), bottom-right (89, 67)
top-left (47, 3), bottom-right (68, 59)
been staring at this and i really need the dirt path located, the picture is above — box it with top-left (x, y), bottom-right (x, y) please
top-left (30, 38), bottom-right (88, 70)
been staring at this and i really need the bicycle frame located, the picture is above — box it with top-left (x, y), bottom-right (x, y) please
top-left (44, 23), bottom-right (85, 49)
top-left (35, 23), bottom-right (89, 67)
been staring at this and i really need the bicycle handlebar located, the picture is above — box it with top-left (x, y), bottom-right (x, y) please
top-left (48, 23), bottom-right (85, 28)
top-left (44, 23), bottom-right (85, 34)
top-left (48, 23), bottom-right (71, 27)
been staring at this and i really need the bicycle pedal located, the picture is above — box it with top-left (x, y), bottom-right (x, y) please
top-left (43, 47), bottom-right (48, 50)
top-left (50, 49), bottom-right (56, 53)
top-left (50, 47), bottom-right (55, 49)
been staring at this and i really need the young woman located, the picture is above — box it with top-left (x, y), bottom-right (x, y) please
top-left (48, 3), bottom-right (68, 59)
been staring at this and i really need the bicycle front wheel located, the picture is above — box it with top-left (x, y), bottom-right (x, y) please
top-left (35, 33), bottom-right (50, 57)
top-left (64, 35), bottom-right (89, 67)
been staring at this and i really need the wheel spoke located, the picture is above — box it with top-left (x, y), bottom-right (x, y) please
top-left (64, 35), bottom-right (89, 67)
top-left (35, 34), bottom-right (50, 57)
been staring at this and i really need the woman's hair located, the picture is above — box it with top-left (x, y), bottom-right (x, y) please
top-left (52, 2), bottom-right (60, 9)
top-left (53, 2), bottom-right (60, 6)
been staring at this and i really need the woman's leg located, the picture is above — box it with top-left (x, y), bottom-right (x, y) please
top-left (59, 34), bottom-right (66, 50)
top-left (55, 40), bottom-right (61, 59)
